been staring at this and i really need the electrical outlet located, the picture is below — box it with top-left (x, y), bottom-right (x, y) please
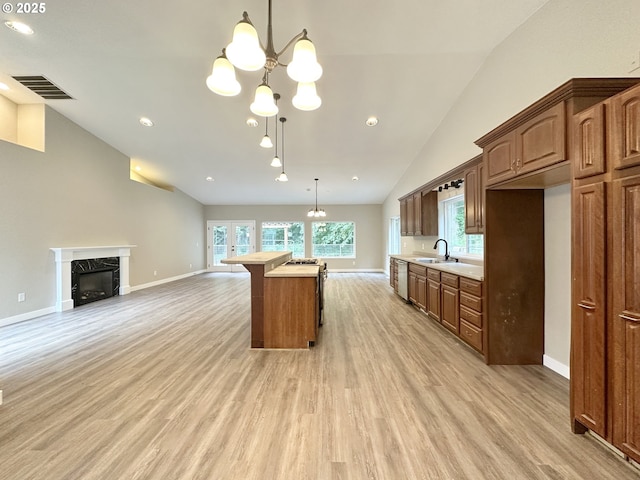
top-left (18, 292), bottom-right (25, 302)
top-left (422, 243), bottom-right (425, 250)
top-left (153, 270), bottom-right (157, 276)
top-left (189, 263), bottom-right (192, 269)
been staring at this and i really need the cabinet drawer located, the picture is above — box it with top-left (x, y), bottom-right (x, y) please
top-left (460, 320), bottom-right (483, 352)
top-left (460, 292), bottom-right (482, 312)
top-left (441, 272), bottom-right (459, 288)
top-left (409, 263), bottom-right (427, 276)
top-left (460, 277), bottom-right (482, 296)
top-left (460, 305), bottom-right (482, 328)
top-left (427, 269), bottom-right (441, 282)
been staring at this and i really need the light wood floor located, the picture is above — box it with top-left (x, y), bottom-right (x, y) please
top-left (1, 272), bottom-right (638, 480)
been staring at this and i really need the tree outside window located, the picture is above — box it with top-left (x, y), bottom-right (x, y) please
top-left (261, 222), bottom-right (305, 257)
top-left (312, 221), bottom-right (355, 258)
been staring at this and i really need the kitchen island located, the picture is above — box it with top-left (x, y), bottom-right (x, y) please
top-left (222, 252), bottom-right (322, 349)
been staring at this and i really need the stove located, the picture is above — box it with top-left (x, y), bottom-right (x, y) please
top-left (285, 258), bottom-right (321, 265)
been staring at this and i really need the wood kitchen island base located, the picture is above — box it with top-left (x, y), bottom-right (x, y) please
top-left (222, 252), bottom-right (321, 349)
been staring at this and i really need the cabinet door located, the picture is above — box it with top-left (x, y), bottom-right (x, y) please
top-left (464, 165), bottom-right (479, 234)
top-left (400, 199), bottom-right (408, 236)
top-left (441, 285), bottom-right (459, 334)
top-left (516, 102), bottom-right (566, 175)
top-left (477, 161), bottom-right (485, 233)
top-left (413, 192), bottom-right (422, 236)
top-left (427, 279), bottom-right (441, 321)
top-left (573, 103), bottom-right (605, 179)
top-left (408, 271), bottom-right (417, 304)
top-left (571, 182), bottom-right (606, 436)
top-left (484, 131), bottom-right (516, 186)
top-left (611, 84), bottom-right (640, 171)
top-left (406, 195), bottom-right (415, 235)
top-left (421, 190), bottom-right (438, 236)
top-left (613, 174), bottom-right (640, 461)
top-left (417, 275), bottom-right (427, 310)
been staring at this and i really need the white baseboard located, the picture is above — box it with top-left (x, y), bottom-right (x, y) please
top-left (130, 270), bottom-right (206, 292)
top-left (0, 306), bottom-right (56, 328)
top-left (543, 354), bottom-right (570, 379)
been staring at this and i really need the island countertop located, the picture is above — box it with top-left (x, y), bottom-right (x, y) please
top-left (221, 251), bottom-right (292, 265)
top-left (265, 264), bottom-right (320, 278)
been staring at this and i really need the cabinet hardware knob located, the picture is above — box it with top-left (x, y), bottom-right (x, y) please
top-left (577, 303), bottom-right (596, 310)
top-left (619, 313), bottom-right (640, 322)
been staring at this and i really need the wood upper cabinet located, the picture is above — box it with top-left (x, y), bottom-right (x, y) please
top-left (413, 192), bottom-right (422, 236)
top-left (611, 83), bottom-right (640, 171)
top-left (464, 160), bottom-right (484, 234)
top-left (573, 103), bottom-right (606, 179)
top-left (484, 102), bottom-right (566, 186)
top-left (571, 182), bottom-right (607, 437)
top-left (399, 190), bottom-right (438, 237)
top-left (612, 174), bottom-right (640, 461)
top-left (406, 195), bottom-right (415, 235)
top-left (421, 190), bottom-right (438, 236)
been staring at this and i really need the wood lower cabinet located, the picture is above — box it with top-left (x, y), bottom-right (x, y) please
top-left (408, 263), bottom-right (427, 310)
top-left (389, 258), bottom-right (398, 292)
top-left (459, 277), bottom-right (484, 353)
top-left (571, 182), bottom-right (607, 436)
top-left (426, 269), bottom-right (441, 322)
top-left (612, 174), bottom-right (640, 461)
top-left (440, 273), bottom-right (459, 334)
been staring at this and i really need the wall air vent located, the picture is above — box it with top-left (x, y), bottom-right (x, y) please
top-left (11, 75), bottom-right (73, 99)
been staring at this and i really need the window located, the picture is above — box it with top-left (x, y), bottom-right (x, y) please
top-left (261, 222), bottom-right (305, 257)
top-left (389, 216), bottom-right (400, 255)
top-left (312, 221), bottom-right (355, 258)
top-left (440, 194), bottom-right (483, 256)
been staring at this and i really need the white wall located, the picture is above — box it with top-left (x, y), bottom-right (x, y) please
top-left (544, 184), bottom-right (571, 377)
top-left (0, 107), bottom-right (206, 324)
top-left (204, 204), bottom-right (383, 271)
top-left (382, 0), bottom-right (640, 373)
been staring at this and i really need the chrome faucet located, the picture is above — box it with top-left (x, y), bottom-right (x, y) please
top-left (433, 238), bottom-right (450, 261)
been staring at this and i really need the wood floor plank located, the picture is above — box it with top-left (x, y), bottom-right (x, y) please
top-left (1, 272), bottom-right (639, 479)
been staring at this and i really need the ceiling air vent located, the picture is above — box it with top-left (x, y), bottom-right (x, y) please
top-left (11, 75), bottom-right (73, 99)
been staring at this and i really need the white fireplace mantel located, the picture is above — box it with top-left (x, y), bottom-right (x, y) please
top-left (50, 245), bottom-right (136, 312)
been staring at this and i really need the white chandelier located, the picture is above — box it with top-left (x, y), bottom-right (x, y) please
top-left (206, 0), bottom-right (323, 116)
top-left (308, 178), bottom-right (326, 217)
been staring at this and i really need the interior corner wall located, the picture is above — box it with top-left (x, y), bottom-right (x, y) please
top-left (204, 204), bottom-right (383, 271)
top-left (0, 106), bottom-right (206, 324)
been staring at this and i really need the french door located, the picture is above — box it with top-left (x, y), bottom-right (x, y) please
top-left (207, 221), bottom-right (255, 272)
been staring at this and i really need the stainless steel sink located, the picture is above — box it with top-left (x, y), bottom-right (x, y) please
top-left (414, 257), bottom-right (439, 263)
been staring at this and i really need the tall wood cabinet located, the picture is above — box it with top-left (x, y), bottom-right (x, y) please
top-left (571, 81), bottom-right (640, 463)
top-left (399, 190), bottom-right (438, 237)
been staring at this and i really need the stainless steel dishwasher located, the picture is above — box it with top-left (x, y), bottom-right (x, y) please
top-left (396, 260), bottom-right (408, 301)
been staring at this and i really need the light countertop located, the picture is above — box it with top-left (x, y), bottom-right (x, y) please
top-left (391, 254), bottom-right (484, 281)
top-left (265, 264), bottom-right (320, 278)
top-left (221, 251), bottom-right (292, 265)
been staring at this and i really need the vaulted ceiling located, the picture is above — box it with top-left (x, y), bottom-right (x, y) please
top-left (0, 0), bottom-right (550, 205)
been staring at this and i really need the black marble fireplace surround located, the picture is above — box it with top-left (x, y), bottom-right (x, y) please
top-left (71, 257), bottom-right (120, 306)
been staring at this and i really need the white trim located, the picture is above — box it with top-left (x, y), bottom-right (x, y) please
top-left (0, 306), bottom-right (56, 328)
top-left (50, 245), bottom-right (136, 311)
top-left (130, 270), bottom-right (206, 292)
top-left (543, 354), bottom-right (570, 379)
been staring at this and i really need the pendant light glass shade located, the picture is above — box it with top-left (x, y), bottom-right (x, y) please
top-left (287, 38), bottom-right (323, 82)
top-left (292, 82), bottom-right (322, 111)
top-left (206, 52), bottom-right (241, 97)
top-left (276, 172), bottom-right (289, 182)
top-left (260, 134), bottom-right (273, 148)
top-left (307, 178), bottom-right (326, 217)
top-left (270, 156), bottom-right (281, 167)
top-left (250, 84), bottom-right (279, 117)
top-left (225, 21), bottom-right (266, 72)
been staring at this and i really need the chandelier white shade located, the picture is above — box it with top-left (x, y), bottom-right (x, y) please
top-left (250, 83), bottom-right (279, 117)
top-left (270, 155), bottom-right (282, 167)
top-left (206, 0), bottom-right (322, 114)
top-left (292, 82), bottom-right (322, 111)
top-left (287, 38), bottom-right (323, 82)
top-left (260, 134), bottom-right (273, 148)
top-left (225, 21), bottom-right (266, 72)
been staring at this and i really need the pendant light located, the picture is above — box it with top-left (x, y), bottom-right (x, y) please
top-left (308, 178), bottom-right (326, 217)
top-left (276, 117), bottom-right (288, 181)
top-left (260, 117), bottom-right (273, 148)
top-left (270, 96), bottom-right (282, 167)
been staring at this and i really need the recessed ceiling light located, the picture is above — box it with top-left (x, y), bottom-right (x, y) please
top-left (0, 82), bottom-right (9, 91)
top-left (134, 165), bottom-right (142, 172)
top-left (246, 118), bottom-right (259, 127)
top-left (139, 117), bottom-right (154, 127)
top-left (4, 21), bottom-right (34, 35)
top-left (365, 116), bottom-right (378, 127)
top-left (352, 176), bottom-right (359, 181)
top-left (206, 176), bottom-right (214, 182)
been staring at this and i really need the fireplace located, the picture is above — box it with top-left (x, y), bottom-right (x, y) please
top-left (51, 245), bottom-right (135, 311)
top-left (72, 257), bottom-right (120, 306)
